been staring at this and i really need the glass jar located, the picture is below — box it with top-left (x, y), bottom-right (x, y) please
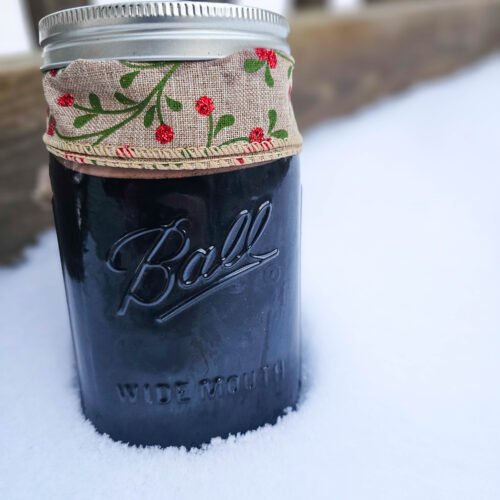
top-left (40, 1), bottom-right (301, 448)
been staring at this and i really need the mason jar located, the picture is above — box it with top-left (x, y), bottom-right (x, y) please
top-left (39, 1), bottom-right (301, 448)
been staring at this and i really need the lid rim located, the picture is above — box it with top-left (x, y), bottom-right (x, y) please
top-left (39, 1), bottom-right (289, 45)
top-left (39, 2), bottom-right (290, 69)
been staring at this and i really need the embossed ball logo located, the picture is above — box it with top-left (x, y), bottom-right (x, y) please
top-left (106, 201), bottom-right (278, 322)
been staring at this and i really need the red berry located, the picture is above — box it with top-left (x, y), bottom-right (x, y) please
top-left (249, 127), bottom-right (265, 143)
top-left (267, 50), bottom-right (277, 69)
top-left (49, 69), bottom-right (58, 77)
top-left (155, 124), bottom-right (174, 144)
top-left (57, 93), bottom-right (74, 107)
top-left (195, 96), bottom-right (215, 116)
top-left (255, 48), bottom-right (269, 61)
top-left (47, 116), bottom-right (56, 136)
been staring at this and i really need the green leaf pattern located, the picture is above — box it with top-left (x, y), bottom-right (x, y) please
top-left (52, 50), bottom-right (291, 149)
top-left (243, 48), bottom-right (294, 88)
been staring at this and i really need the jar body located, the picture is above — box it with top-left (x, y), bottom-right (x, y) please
top-left (50, 154), bottom-right (301, 447)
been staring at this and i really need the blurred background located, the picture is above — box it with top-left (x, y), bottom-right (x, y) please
top-left (1, 0), bottom-right (500, 264)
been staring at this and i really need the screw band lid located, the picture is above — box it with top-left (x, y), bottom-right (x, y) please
top-left (39, 2), bottom-right (290, 70)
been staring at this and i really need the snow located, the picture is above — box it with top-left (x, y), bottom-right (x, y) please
top-left (0, 0), bottom-right (32, 56)
top-left (2, 55), bottom-right (500, 499)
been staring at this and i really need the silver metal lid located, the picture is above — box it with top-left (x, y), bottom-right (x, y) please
top-left (39, 2), bottom-right (290, 70)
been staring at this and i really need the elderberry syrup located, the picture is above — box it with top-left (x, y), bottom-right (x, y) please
top-left (50, 154), bottom-right (300, 447)
top-left (41, 2), bottom-right (301, 447)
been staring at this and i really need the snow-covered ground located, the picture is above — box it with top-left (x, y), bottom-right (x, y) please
top-left (2, 55), bottom-right (500, 499)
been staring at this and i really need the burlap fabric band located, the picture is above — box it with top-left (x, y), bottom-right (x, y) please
top-left (42, 49), bottom-right (302, 172)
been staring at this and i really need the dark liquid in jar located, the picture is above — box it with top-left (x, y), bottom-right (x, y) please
top-left (50, 154), bottom-right (301, 447)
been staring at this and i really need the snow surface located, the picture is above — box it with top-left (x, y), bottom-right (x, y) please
top-left (2, 55), bottom-right (500, 499)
